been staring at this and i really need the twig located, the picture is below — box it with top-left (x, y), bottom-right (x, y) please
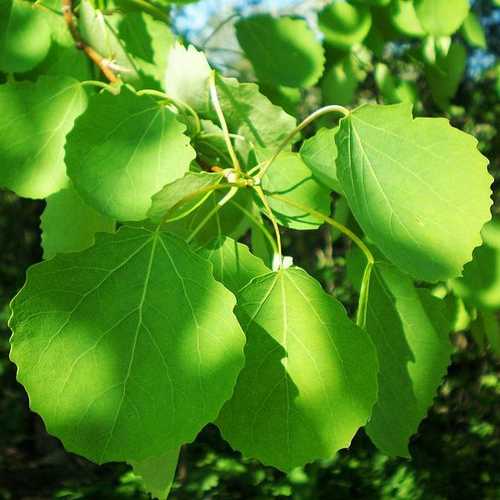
top-left (62, 0), bottom-right (119, 84)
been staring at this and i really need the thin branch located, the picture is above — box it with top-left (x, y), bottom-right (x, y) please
top-left (62, 0), bottom-right (119, 83)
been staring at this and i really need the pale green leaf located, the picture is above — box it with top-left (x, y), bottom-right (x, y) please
top-left (261, 152), bottom-right (332, 230)
top-left (41, 184), bottom-right (115, 259)
top-left (336, 103), bottom-right (492, 282)
top-left (389, 0), bottom-right (426, 38)
top-left (164, 43), bottom-right (212, 114)
top-left (236, 14), bottom-right (325, 88)
top-left (149, 171), bottom-right (224, 223)
top-left (66, 86), bottom-right (196, 221)
top-left (321, 55), bottom-right (363, 107)
top-left (198, 237), bottom-right (269, 294)
top-left (414, 0), bottom-right (470, 36)
top-left (299, 127), bottom-right (343, 194)
top-left (347, 249), bottom-right (452, 457)
top-left (318, 1), bottom-right (372, 49)
top-left (9, 226), bottom-right (245, 463)
top-left (461, 12), bottom-right (487, 49)
top-left (217, 268), bottom-right (378, 471)
top-left (451, 217), bottom-right (500, 311)
top-left (131, 449), bottom-right (178, 500)
top-left (0, 0), bottom-right (52, 73)
top-left (0, 76), bottom-right (87, 198)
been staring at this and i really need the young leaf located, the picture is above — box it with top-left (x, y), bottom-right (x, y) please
top-left (461, 12), bottom-right (487, 49)
top-left (347, 249), bottom-right (452, 457)
top-left (0, 76), bottom-right (87, 198)
top-left (148, 171), bottom-right (224, 223)
top-left (0, 0), bottom-right (52, 73)
top-left (9, 226), bottom-right (245, 464)
top-left (130, 450), bottom-right (179, 500)
top-left (66, 87), bottom-right (196, 221)
top-left (262, 152), bottom-right (331, 230)
top-left (318, 1), bottom-right (372, 49)
top-left (164, 43), bottom-right (212, 114)
top-left (451, 217), bottom-right (500, 311)
top-left (300, 127), bottom-right (343, 193)
top-left (41, 184), bottom-right (115, 259)
top-left (217, 268), bottom-right (378, 472)
top-left (211, 75), bottom-right (297, 161)
top-left (235, 15), bottom-right (325, 88)
top-left (198, 237), bottom-right (269, 294)
top-left (335, 103), bottom-right (492, 282)
top-left (414, 0), bottom-right (469, 37)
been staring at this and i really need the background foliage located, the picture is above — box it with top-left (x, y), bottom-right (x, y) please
top-left (0, 0), bottom-right (499, 498)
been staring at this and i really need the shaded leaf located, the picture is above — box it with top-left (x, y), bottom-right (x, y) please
top-left (9, 227), bottom-right (245, 463)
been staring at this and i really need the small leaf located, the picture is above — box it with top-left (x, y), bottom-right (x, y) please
top-left (451, 217), bottom-right (500, 311)
top-left (164, 43), bottom-right (212, 114)
top-left (131, 450), bottom-right (179, 500)
top-left (336, 103), bottom-right (492, 282)
top-left (322, 55), bottom-right (364, 107)
top-left (389, 0), bottom-right (426, 38)
top-left (300, 127), bottom-right (343, 193)
top-left (9, 226), bottom-right (245, 464)
top-left (471, 311), bottom-right (500, 356)
top-left (66, 87), bottom-right (196, 221)
top-left (318, 1), bottom-right (372, 50)
top-left (149, 171), bottom-right (224, 223)
top-left (0, 76), bottom-right (87, 198)
top-left (415, 0), bottom-right (469, 36)
top-left (374, 63), bottom-right (418, 104)
top-left (217, 268), bottom-right (378, 471)
top-left (211, 74), bottom-right (297, 161)
top-left (41, 184), bottom-right (115, 259)
top-left (461, 12), bottom-right (487, 49)
top-left (198, 237), bottom-right (269, 294)
top-left (262, 152), bottom-right (331, 230)
top-left (236, 14), bottom-right (325, 88)
top-left (0, 0), bottom-right (52, 73)
top-left (425, 42), bottom-right (466, 110)
top-left (347, 249), bottom-right (452, 457)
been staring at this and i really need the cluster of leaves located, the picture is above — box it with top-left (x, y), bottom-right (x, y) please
top-left (0, 0), bottom-right (498, 499)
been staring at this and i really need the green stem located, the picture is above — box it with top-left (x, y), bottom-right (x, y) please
top-left (230, 199), bottom-right (278, 255)
top-left (81, 80), bottom-right (116, 92)
top-left (253, 186), bottom-right (282, 265)
top-left (117, 0), bottom-right (169, 23)
top-left (268, 193), bottom-right (374, 327)
top-left (209, 71), bottom-right (241, 173)
top-left (201, 13), bottom-right (239, 48)
top-left (256, 105), bottom-right (350, 181)
top-left (187, 187), bottom-right (238, 243)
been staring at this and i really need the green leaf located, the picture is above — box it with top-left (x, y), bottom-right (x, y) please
top-left (79, 0), bottom-right (140, 85)
top-left (235, 14), bottom-right (325, 88)
top-left (117, 12), bottom-right (176, 88)
top-left (131, 450), bottom-right (178, 500)
top-left (41, 184), bottom-right (116, 259)
top-left (322, 54), bottom-right (365, 107)
top-left (0, 0), bottom-right (52, 73)
top-left (471, 310), bottom-right (500, 356)
top-left (149, 171), bottom-right (224, 223)
top-left (261, 152), bottom-right (332, 230)
top-left (198, 237), bottom-right (269, 294)
top-left (300, 127), bottom-right (343, 194)
top-left (414, 0), bottom-right (470, 36)
top-left (461, 12), bottom-right (487, 49)
top-left (164, 43), bottom-right (212, 114)
top-left (66, 87), bottom-right (196, 221)
top-left (451, 217), bottom-right (500, 311)
top-left (217, 268), bottom-right (378, 472)
top-left (374, 63), bottom-right (418, 104)
top-left (318, 1), bottom-right (372, 50)
top-left (347, 249), bottom-right (452, 457)
top-left (9, 226), bottom-right (245, 463)
top-left (0, 76), bottom-right (87, 198)
top-left (425, 42), bottom-right (466, 110)
top-left (336, 103), bottom-right (492, 282)
top-left (389, 0), bottom-right (426, 38)
top-left (211, 75), bottom-right (297, 161)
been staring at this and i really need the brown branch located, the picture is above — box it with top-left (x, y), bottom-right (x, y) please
top-left (62, 0), bottom-right (119, 84)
